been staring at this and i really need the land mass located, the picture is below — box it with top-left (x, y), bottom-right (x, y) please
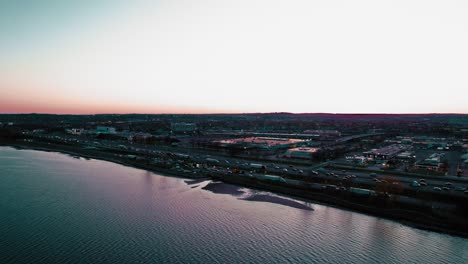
top-left (2, 139), bottom-right (467, 238)
top-left (1, 113), bottom-right (467, 237)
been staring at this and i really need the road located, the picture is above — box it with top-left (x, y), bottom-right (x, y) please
top-left (29, 133), bottom-right (468, 198)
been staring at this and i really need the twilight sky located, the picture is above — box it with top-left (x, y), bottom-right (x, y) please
top-left (1, 0), bottom-right (467, 114)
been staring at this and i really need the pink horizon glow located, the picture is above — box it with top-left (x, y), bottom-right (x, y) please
top-left (2, 1), bottom-right (468, 115)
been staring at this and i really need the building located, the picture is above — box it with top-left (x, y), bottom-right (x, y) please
top-left (363, 144), bottom-right (410, 160)
top-left (130, 133), bottom-right (153, 143)
top-left (463, 144), bottom-right (468, 153)
top-left (396, 151), bottom-right (416, 161)
top-left (285, 147), bottom-right (320, 159)
top-left (461, 154), bottom-right (468, 161)
top-left (32, 129), bottom-right (45, 134)
top-left (368, 128), bottom-right (385, 134)
top-left (345, 155), bottom-right (369, 165)
top-left (400, 138), bottom-right (413, 144)
top-left (414, 153), bottom-right (446, 171)
top-left (213, 137), bottom-right (308, 150)
top-left (303, 130), bottom-right (341, 138)
top-left (68, 128), bottom-right (85, 135)
top-left (171, 123), bottom-right (197, 133)
top-left (96, 126), bottom-right (116, 134)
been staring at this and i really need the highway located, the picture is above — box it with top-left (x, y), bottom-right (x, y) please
top-left (29, 133), bottom-right (468, 198)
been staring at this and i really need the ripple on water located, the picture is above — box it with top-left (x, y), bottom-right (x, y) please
top-left (1, 147), bottom-right (467, 264)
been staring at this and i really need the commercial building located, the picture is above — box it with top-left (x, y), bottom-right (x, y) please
top-left (414, 153), bottom-right (446, 171)
top-left (130, 132), bottom-right (153, 143)
top-left (285, 147), bottom-right (320, 159)
top-left (400, 138), bottom-right (413, 144)
top-left (208, 131), bottom-right (321, 140)
top-left (345, 155), bottom-right (369, 165)
top-left (461, 154), bottom-right (468, 169)
top-left (96, 126), bottom-right (116, 134)
top-left (396, 151), bottom-right (416, 161)
top-left (407, 136), bottom-right (452, 150)
top-left (303, 130), bottom-right (341, 138)
top-left (363, 144), bottom-right (410, 160)
top-left (68, 128), bottom-right (85, 135)
top-left (32, 129), bottom-right (45, 133)
top-left (213, 137), bottom-right (308, 150)
top-left (171, 123), bottom-right (197, 133)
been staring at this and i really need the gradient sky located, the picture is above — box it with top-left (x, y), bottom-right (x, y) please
top-left (1, 0), bottom-right (467, 114)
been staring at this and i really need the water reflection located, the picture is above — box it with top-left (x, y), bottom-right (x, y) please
top-left (1, 147), bottom-right (467, 264)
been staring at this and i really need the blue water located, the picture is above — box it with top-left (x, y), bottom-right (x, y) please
top-left (0, 147), bottom-right (467, 263)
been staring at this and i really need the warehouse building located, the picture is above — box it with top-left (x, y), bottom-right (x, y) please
top-left (285, 147), bottom-right (320, 159)
top-left (213, 137), bottom-right (308, 150)
top-left (363, 144), bottom-right (410, 160)
top-left (171, 123), bottom-right (197, 133)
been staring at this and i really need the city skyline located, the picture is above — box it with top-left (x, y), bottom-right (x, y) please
top-left (1, 0), bottom-right (468, 114)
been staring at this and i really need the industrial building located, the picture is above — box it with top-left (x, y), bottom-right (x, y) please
top-left (396, 151), bottom-right (416, 161)
top-left (96, 126), bottom-right (116, 134)
top-left (130, 132), bottom-right (153, 143)
top-left (303, 130), bottom-right (341, 138)
top-left (414, 153), bottom-right (446, 171)
top-left (67, 128), bottom-right (85, 135)
top-left (345, 155), bottom-right (369, 165)
top-left (212, 137), bottom-right (308, 150)
top-left (285, 147), bottom-right (320, 159)
top-left (171, 123), bottom-right (197, 133)
top-left (363, 144), bottom-right (410, 160)
top-left (460, 154), bottom-right (468, 169)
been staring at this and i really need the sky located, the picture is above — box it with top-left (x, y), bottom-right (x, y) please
top-left (1, 0), bottom-right (467, 114)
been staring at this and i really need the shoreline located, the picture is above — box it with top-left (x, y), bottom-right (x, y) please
top-left (2, 142), bottom-right (199, 181)
top-left (1, 141), bottom-right (467, 238)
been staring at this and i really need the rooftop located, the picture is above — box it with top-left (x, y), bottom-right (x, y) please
top-left (214, 137), bottom-right (306, 147)
top-left (287, 147), bottom-right (320, 153)
top-left (364, 144), bottom-right (409, 156)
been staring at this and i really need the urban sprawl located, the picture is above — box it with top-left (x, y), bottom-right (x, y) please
top-left (1, 113), bottom-right (467, 236)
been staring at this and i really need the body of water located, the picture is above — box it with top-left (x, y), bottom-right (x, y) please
top-left (0, 147), bottom-right (466, 263)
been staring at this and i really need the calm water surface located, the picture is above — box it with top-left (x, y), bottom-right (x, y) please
top-left (0, 147), bottom-right (467, 263)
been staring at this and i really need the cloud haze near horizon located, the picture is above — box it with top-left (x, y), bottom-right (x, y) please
top-left (1, 0), bottom-right (467, 114)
